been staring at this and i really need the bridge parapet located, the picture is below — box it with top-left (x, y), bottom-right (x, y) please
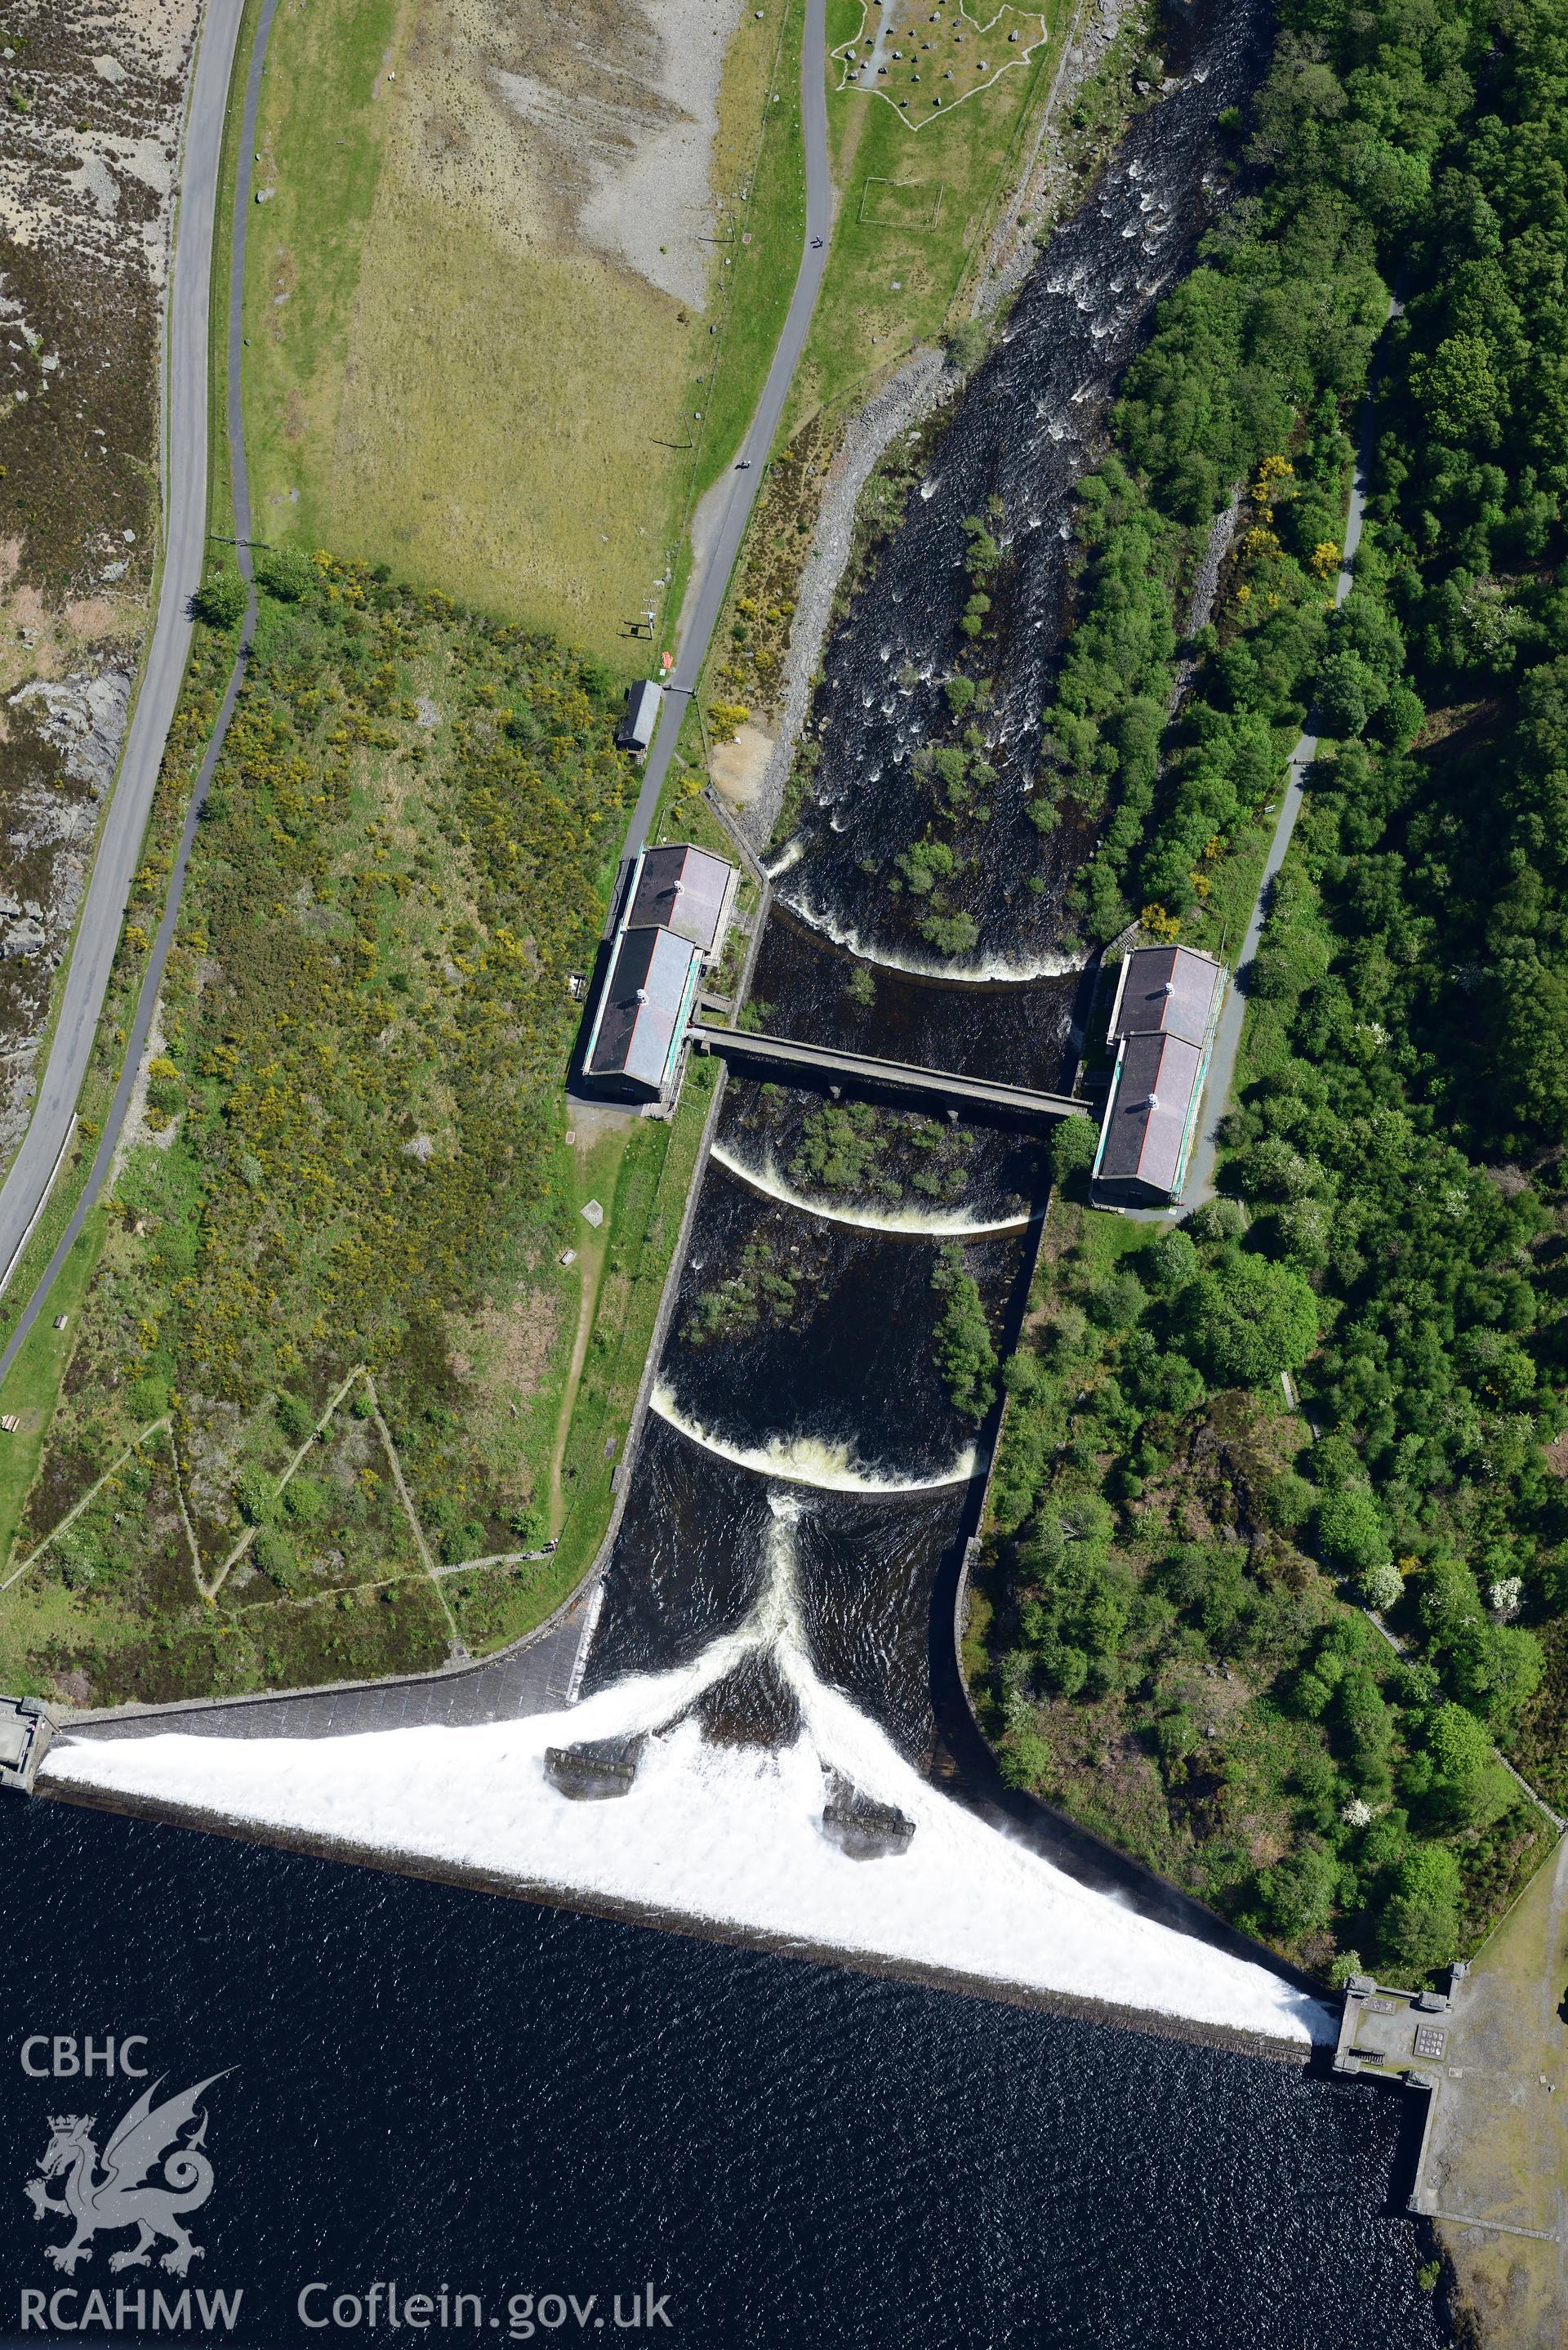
top-left (688, 1023), bottom-right (1094, 1124)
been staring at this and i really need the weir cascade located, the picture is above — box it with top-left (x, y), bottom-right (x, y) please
top-left (46, 0), bottom-right (1330, 2052)
top-left (563, 0), bottom-right (1293, 2021)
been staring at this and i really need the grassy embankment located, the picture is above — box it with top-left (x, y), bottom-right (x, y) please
top-left (688, 0), bottom-right (809, 498)
top-left (648, 0), bottom-right (1091, 676)
top-left (798, 0), bottom-right (1174, 421)
top-left (795, 0), bottom-right (1067, 421)
top-left (0, 1222), bottom-right (109, 1570)
top-left (653, 0), bottom-right (810, 664)
top-left (0, 562), bottom-right (711, 1706)
top-left (0, 627), bottom-right (245, 1489)
top-left (240, 0), bottom-right (804, 661)
top-left (692, 0), bottom-right (1165, 796)
top-left (448, 1058), bottom-right (718, 1647)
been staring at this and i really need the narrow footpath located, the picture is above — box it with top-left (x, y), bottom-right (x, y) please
top-left (1182, 310), bottom-right (1394, 1206)
top-left (620, 0), bottom-right (831, 867)
top-left (0, 0), bottom-right (280, 1387)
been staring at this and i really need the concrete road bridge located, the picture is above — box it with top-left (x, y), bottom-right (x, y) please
top-left (687, 1023), bottom-right (1095, 1124)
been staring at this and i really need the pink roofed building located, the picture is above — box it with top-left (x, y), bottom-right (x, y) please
top-left (1091, 944), bottom-right (1226, 1207)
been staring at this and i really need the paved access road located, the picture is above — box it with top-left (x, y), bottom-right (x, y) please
top-left (0, 0), bottom-right (285, 1389)
top-left (0, 0), bottom-right (247, 1290)
top-left (621, 0), bottom-right (831, 863)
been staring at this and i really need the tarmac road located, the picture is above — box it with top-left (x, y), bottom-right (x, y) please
top-left (1, 0), bottom-right (828, 1357)
top-left (0, 0), bottom-right (247, 1295)
top-left (619, 0), bottom-right (831, 867)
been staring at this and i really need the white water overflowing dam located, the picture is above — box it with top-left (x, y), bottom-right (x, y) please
top-left (44, 1501), bottom-right (1331, 2051)
top-left (35, 0), bottom-right (1335, 2085)
top-left (773, 890), bottom-right (1094, 985)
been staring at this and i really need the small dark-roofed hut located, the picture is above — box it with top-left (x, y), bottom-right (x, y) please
top-left (617, 680), bottom-right (663, 755)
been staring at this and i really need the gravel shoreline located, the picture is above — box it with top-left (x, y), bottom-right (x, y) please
top-left (743, 345), bottom-right (950, 853)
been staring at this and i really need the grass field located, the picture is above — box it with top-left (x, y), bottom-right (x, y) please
top-left (686, 0), bottom-right (808, 504)
top-left (0, 1215), bottom-right (109, 1573)
top-left (237, 0), bottom-right (1077, 658)
top-left (786, 0), bottom-right (1072, 426)
top-left (241, 0), bottom-right (804, 662)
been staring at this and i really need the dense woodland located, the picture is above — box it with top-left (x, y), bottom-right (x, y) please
top-left (976, 0), bottom-right (1568, 1980)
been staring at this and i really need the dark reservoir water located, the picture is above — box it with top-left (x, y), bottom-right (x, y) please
top-left (1, 1801), bottom-right (1444, 2348)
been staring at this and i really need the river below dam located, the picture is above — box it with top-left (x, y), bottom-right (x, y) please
top-left (573, 0), bottom-right (1292, 1737)
top-left (16, 0), bottom-right (1454, 2335)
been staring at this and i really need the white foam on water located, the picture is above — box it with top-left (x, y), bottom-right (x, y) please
top-left (44, 1504), bottom-right (1330, 2049)
top-left (763, 838), bottom-right (805, 881)
top-left (710, 1142), bottom-right (1034, 1239)
top-left (778, 889), bottom-right (1089, 984)
top-left (648, 1383), bottom-right (977, 1493)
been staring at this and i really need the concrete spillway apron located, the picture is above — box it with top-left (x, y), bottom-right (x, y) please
top-left (0, 0), bottom-right (279, 1385)
top-left (617, 0), bottom-right (832, 872)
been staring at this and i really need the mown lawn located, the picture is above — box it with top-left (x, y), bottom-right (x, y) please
top-left (787, 0), bottom-right (1071, 426)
